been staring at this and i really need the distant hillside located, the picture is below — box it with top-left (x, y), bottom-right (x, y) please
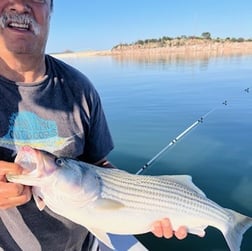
top-left (51, 33), bottom-right (252, 59)
top-left (111, 33), bottom-right (252, 54)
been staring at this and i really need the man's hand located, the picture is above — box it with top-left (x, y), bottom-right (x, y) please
top-left (151, 218), bottom-right (187, 240)
top-left (0, 161), bottom-right (31, 209)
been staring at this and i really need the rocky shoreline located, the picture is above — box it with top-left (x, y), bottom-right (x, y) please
top-left (52, 40), bottom-right (252, 59)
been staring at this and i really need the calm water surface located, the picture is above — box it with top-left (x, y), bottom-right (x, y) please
top-left (60, 54), bottom-right (252, 251)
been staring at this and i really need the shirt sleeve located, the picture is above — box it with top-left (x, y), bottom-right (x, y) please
top-left (81, 89), bottom-right (114, 163)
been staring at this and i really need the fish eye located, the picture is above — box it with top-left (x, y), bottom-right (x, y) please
top-left (55, 158), bottom-right (64, 167)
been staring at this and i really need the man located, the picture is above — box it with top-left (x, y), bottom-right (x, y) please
top-left (0, 0), bottom-right (187, 250)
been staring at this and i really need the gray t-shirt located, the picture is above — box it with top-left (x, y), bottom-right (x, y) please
top-left (0, 55), bottom-right (114, 250)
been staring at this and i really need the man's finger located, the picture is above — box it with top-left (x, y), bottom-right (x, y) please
top-left (0, 182), bottom-right (24, 197)
top-left (161, 218), bottom-right (173, 239)
top-left (0, 162), bottom-right (22, 175)
top-left (0, 186), bottom-right (32, 209)
top-left (175, 226), bottom-right (188, 240)
top-left (151, 218), bottom-right (173, 239)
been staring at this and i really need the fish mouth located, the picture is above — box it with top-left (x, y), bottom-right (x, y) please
top-left (7, 146), bottom-right (57, 185)
top-left (15, 146), bottom-right (41, 176)
top-left (6, 146), bottom-right (42, 184)
top-left (15, 146), bottom-right (58, 178)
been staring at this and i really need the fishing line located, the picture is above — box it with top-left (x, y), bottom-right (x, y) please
top-left (136, 87), bottom-right (251, 175)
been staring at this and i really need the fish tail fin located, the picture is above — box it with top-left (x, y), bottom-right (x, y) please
top-left (223, 209), bottom-right (252, 251)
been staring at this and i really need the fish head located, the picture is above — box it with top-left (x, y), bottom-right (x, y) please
top-left (7, 146), bottom-right (101, 206)
top-left (48, 156), bottom-right (102, 202)
top-left (6, 145), bottom-right (58, 186)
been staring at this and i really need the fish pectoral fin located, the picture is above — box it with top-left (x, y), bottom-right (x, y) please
top-left (188, 225), bottom-right (207, 237)
top-left (88, 228), bottom-right (114, 250)
top-left (33, 192), bottom-right (46, 211)
top-left (93, 198), bottom-right (125, 210)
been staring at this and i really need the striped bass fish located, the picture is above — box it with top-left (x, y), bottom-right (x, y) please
top-left (7, 146), bottom-right (252, 251)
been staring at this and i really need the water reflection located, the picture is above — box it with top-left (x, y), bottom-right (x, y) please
top-left (111, 49), bottom-right (252, 68)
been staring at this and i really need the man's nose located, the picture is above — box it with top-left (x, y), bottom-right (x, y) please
top-left (7, 0), bottom-right (32, 14)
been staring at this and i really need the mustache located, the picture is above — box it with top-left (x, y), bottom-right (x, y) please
top-left (0, 12), bottom-right (40, 35)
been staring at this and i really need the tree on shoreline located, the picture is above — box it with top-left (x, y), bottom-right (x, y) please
top-left (201, 32), bottom-right (211, 39)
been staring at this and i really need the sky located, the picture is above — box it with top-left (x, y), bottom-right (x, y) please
top-left (46, 0), bottom-right (252, 54)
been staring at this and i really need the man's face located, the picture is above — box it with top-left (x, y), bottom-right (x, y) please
top-left (0, 0), bottom-right (52, 55)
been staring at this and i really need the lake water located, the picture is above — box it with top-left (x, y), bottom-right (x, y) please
top-left (59, 53), bottom-right (252, 251)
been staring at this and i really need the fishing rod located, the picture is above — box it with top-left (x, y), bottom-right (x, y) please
top-left (136, 87), bottom-right (250, 175)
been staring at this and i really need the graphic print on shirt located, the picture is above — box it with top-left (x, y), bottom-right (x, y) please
top-left (0, 111), bottom-right (72, 153)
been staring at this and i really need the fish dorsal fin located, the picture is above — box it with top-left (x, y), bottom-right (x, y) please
top-left (159, 175), bottom-right (206, 197)
top-left (93, 198), bottom-right (125, 210)
top-left (88, 227), bottom-right (114, 250)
